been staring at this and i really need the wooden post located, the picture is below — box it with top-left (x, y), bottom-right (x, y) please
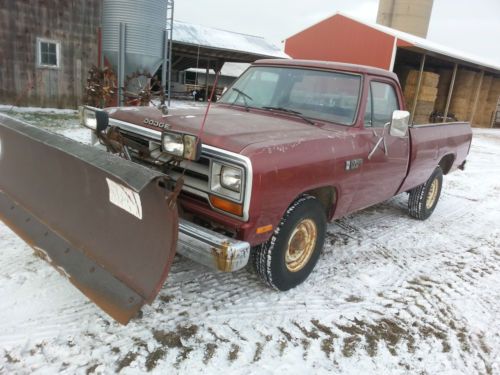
top-left (470, 70), bottom-right (484, 126)
top-left (410, 53), bottom-right (426, 125)
top-left (443, 63), bottom-right (458, 122)
top-left (492, 97), bottom-right (500, 128)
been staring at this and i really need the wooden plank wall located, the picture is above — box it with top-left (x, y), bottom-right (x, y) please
top-left (0, 0), bottom-right (101, 108)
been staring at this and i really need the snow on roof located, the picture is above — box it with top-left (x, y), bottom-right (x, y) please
top-left (173, 20), bottom-right (289, 59)
top-left (186, 62), bottom-right (250, 77)
top-left (342, 12), bottom-right (500, 72)
top-left (293, 12), bottom-right (500, 73)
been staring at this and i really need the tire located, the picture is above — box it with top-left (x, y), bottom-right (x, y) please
top-left (252, 195), bottom-right (326, 291)
top-left (408, 167), bottom-right (443, 220)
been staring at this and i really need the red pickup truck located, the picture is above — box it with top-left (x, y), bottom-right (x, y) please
top-left (92, 59), bottom-right (472, 289)
top-left (0, 59), bottom-right (472, 323)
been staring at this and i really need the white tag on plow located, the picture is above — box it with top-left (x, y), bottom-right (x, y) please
top-left (106, 178), bottom-right (143, 220)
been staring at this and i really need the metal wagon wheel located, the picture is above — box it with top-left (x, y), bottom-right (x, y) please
top-left (122, 71), bottom-right (165, 107)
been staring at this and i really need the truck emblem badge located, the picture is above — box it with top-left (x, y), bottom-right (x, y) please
top-left (143, 118), bottom-right (170, 129)
top-left (345, 158), bottom-right (363, 171)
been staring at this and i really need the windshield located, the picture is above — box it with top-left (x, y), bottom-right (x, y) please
top-left (219, 66), bottom-right (362, 126)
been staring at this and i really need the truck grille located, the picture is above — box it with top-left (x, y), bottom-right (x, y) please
top-left (168, 157), bottom-right (211, 197)
top-left (120, 131), bottom-right (212, 199)
top-left (110, 118), bottom-right (252, 221)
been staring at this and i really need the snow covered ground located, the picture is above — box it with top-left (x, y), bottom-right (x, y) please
top-left (0, 108), bottom-right (499, 374)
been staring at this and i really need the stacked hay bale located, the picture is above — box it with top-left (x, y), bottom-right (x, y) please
top-left (448, 69), bottom-right (477, 121)
top-left (479, 77), bottom-right (500, 127)
top-left (471, 75), bottom-right (493, 127)
top-left (403, 70), bottom-right (440, 124)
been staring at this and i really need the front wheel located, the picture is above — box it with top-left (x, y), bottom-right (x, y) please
top-left (252, 195), bottom-right (326, 291)
top-left (408, 166), bottom-right (443, 220)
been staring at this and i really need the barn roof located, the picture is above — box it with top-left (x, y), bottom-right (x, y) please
top-left (288, 12), bottom-right (500, 74)
top-left (170, 21), bottom-right (287, 72)
top-left (173, 21), bottom-right (288, 59)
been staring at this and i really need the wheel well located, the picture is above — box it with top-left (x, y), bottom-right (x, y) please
top-left (439, 154), bottom-right (455, 175)
top-left (303, 186), bottom-right (337, 218)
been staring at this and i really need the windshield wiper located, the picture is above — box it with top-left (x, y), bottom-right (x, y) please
top-left (261, 106), bottom-right (316, 125)
top-left (231, 88), bottom-right (253, 111)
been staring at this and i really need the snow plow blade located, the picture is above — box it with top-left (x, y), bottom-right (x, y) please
top-left (0, 114), bottom-right (178, 324)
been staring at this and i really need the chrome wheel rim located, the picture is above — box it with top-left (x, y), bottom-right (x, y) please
top-left (285, 219), bottom-right (317, 272)
top-left (426, 178), bottom-right (439, 209)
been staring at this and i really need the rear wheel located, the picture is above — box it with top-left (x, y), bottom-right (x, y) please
top-left (408, 167), bottom-right (443, 220)
top-left (252, 195), bottom-right (326, 291)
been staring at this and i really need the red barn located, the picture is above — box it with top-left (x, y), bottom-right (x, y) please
top-left (284, 13), bottom-right (500, 127)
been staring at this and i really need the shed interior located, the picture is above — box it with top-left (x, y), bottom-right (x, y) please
top-left (394, 47), bottom-right (500, 127)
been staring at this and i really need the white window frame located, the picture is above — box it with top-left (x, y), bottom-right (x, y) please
top-left (36, 38), bottom-right (61, 69)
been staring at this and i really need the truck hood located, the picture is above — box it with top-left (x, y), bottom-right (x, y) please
top-left (109, 105), bottom-right (338, 154)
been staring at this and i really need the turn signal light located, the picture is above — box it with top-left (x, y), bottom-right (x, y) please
top-left (209, 195), bottom-right (243, 216)
top-left (256, 225), bottom-right (273, 234)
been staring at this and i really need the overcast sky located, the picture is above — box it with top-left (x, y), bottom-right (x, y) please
top-left (175, 0), bottom-right (500, 63)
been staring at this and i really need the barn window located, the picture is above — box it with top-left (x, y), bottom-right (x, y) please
top-left (37, 39), bottom-right (60, 68)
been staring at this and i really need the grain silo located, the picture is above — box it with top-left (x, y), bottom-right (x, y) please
top-left (377, 0), bottom-right (434, 38)
top-left (102, 0), bottom-right (167, 76)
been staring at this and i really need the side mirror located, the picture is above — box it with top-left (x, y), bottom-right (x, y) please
top-left (95, 110), bottom-right (110, 133)
top-left (389, 110), bottom-right (410, 137)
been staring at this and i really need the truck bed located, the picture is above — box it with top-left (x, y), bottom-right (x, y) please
top-left (399, 122), bottom-right (472, 193)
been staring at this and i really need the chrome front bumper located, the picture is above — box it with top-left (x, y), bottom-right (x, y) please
top-left (177, 219), bottom-right (251, 272)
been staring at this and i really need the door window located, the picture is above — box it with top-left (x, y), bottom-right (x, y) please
top-left (364, 81), bottom-right (399, 127)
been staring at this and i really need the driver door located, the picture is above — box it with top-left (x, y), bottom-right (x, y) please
top-left (349, 79), bottom-right (410, 211)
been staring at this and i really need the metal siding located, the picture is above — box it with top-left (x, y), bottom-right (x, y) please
top-left (102, 0), bottom-right (167, 75)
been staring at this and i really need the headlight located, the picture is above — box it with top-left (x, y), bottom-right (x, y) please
top-left (210, 162), bottom-right (244, 202)
top-left (161, 131), bottom-right (201, 161)
top-left (220, 166), bottom-right (242, 192)
top-left (80, 106), bottom-right (97, 129)
top-left (162, 132), bottom-right (183, 155)
top-left (79, 106), bottom-right (109, 132)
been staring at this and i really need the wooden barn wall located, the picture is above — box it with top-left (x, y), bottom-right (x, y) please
top-left (0, 0), bottom-right (101, 108)
top-left (284, 14), bottom-right (395, 70)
